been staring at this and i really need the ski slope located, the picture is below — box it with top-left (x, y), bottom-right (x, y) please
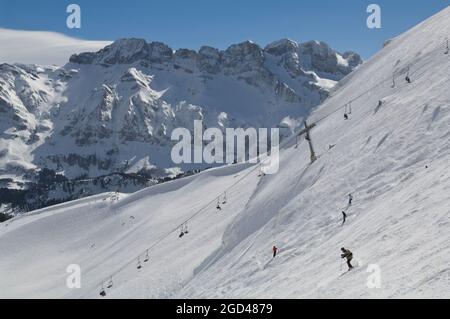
top-left (1, 7), bottom-right (450, 298)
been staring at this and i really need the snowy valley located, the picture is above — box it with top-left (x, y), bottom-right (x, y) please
top-left (0, 6), bottom-right (450, 299)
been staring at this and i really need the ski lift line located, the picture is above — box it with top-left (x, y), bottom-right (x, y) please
top-left (98, 164), bottom-right (261, 291)
top-left (310, 41), bottom-right (447, 126)
top-left (99, 156), bottom-right (278, 291)
top-left (345, 60), bottom-right (429, 122)
top-left (403, 48), bottom-right (443, 79)
top-left (327, 40), bottom-right (445, 119)
top-left (312, 76), bottom-right (393, 124)
top-left (95, 162), bottom-right (263, 294)
top-left (392, 40), bottom-right (447, 77)
top-left (314, 72), bottom-right (405, 124)
top-left (93, 176), bottom-right (255, 282)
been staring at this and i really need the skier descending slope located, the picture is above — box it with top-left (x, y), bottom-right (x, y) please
top-left (348, 194), bottom-right (353, 206)
top-left (272, 246), bottom-right (278, 258)
top-left (341, 248), bottom-right (354, 271)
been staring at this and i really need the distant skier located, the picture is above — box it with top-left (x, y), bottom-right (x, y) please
top-left (348, 194), bottom-right (353, 206)
top-left (405, 75), bottom-right (411, 83)
top-left (341, 211), bottom-right (347, 226)
top-left (341, 247), bottom-right (354, 270)
top-left (344, 113), bottom-right (349, 120)
top-left (272, 246), bottom-right (278, 258)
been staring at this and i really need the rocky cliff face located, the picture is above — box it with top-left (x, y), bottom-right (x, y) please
top-left (0, 38), bottom-right (361, 212)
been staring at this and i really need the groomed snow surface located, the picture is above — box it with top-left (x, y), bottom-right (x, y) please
top-left (1, 7), bottom-right (450, 298)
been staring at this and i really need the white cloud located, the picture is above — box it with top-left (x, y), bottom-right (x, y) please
top-left (0, 28), bottom-right (111, 66)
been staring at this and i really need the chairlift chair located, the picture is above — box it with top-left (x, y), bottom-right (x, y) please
top-left (344, 103), bottom-right (351, 120)
top-left (216, 198), bottom-right (222, 210)
top-left (137, 257), bottom-right (142, 269)
top-left (405, 67), bottom-right (411, 83)
top-left (100, 283), bottom-right (107, 297)
top-left (107, 277), bottom-right (113, 289)
top-left (179, 227), bottom-right (185, 238)
top-left (344, 112), bottom-right (349, 120)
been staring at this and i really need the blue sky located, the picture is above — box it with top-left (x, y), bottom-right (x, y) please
top-left (0, 0), bottom-right (448, 58)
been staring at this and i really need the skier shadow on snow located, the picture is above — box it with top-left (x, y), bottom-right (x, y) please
top-left (375, 133), bottom-right (390, 150)
top-left (293, 164), bottom-right (325, 192)
top-left (427, 106), bottom-right (441, 131)
top-left (362, 136), bottom-right (372, 149)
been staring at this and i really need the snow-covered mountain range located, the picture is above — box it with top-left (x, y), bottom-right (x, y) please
top-left (0, 6), bottom-right (449, 299)
top-left (0, 36), bottom-right (361, 211)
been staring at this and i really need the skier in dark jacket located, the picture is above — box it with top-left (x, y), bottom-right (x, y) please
top-left (272, 246), bottom-right (278, 258)
top-left (341, 247), bottom-right (354, 270)
top-left (348, 194), bottom-right (353, 205)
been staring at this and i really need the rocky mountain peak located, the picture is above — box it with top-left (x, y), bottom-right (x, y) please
top-left (70, 38), bottom-right (173, 65)
top-left (265, 38), bottom-right (299, 55)
top-left (69, 38), bottom-right (362, 82)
